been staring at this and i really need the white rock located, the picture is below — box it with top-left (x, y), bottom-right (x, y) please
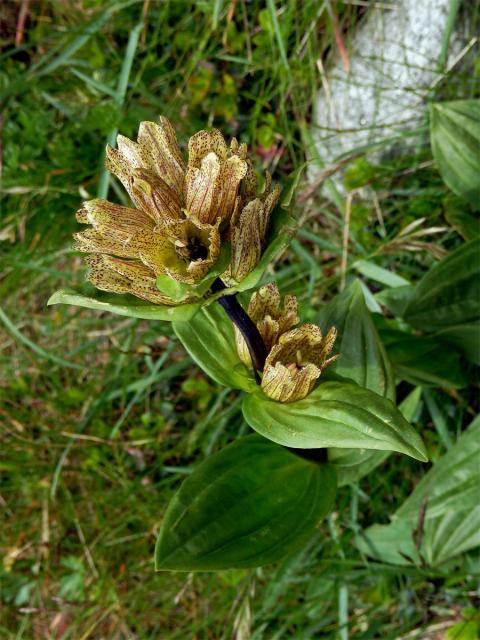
top-left (310, 0), bottom-right (469, 184)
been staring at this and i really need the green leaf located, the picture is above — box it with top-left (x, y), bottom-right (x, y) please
top-left (403, 238), bottom-right (480, 331)
top-left (379, 329), bottom-right (467, 389)
top-left (317, 280), bottom-right (395, 401)
top-left (242, 381), bottom-right (428, 462)
top-left (375, 285), bottom-right (415, 318)
top-left (317, 280), bottom-right (398, 485)
top-left (357, 415), bottom-right (480, 566)
top-left (435, 323), bottom-right (480, 366)
top-left (155, 434), bottom-right (337, 571)
top-left (155, 275), bottom-right (192, 302)
top-left (446, 621), bottom-right (479, 640)
top-left (47, 288), bottom-right (200, 321)
top-left (281, 162), bottom-right (307, 208)
top-left (353, 260), bottom-right (410, 288)
top-left (445, 207), bottom-right (480, 242)
top-left (330, 387), bottom-right (422, 487)
top-left (173, 302), bottom-right (255, 392)
top-left (429, 99), bottom-right (480, 207)
top-left (396, 415), bottom-right (480, 521)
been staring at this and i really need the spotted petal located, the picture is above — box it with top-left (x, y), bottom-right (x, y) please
top-left (229, 199), bottom-right (263, 281)
top-left (185, 152), bottom-right (221, 224)
top-left (86, 254), bottom-right (174, 305)
top-left (188, 129), bottom-right (228, 167)
top-left (130, 168), bottom-right (183, 223)
top-left (137, 119), bottom-right (186, 194)
top-left (81, 198), bottom-right (155, 243)
top-left (261, 362), bottom-right (320, 403)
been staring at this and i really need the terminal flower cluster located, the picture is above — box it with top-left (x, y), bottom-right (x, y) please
top-left (74, 117), bottom-right (280, 305)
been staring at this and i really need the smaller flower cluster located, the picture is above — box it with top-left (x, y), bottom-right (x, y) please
top-left (236, 284), bottom-right (338, 402)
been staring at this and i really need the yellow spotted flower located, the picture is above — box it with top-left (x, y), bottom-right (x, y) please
top-left (74, 117), bottom-right (281, 305)
top-left (261, 324), bottom-right (338, 403)
top-left (236, 284), bottom-right (338, 403)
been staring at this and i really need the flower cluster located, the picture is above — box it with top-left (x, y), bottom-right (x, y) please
top-left (236, 284), bottom-right (338, 402)
top-left (74, 117), bottom-right (281, 305)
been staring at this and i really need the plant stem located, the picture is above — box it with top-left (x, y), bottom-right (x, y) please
top-left (211, 279), bottom-right (267, 378)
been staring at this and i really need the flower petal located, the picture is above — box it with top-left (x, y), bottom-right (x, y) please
top-left (214, 155), bottom-right (248, 223)
top-left (86, 255), bottom-right (174, 305)
top-left (188, 129), bottom-right (228, 167)
top-left (248, 283), bottom-right (281, 322)
top-left (105, 146), bottom-right (134, 196)
top-left (74, 229), bottom-right (136, 259)
top-left (130, 168), bottom-right (183, 222)
top-left (239, 159), bottom-right (257, 204)
top-left (261, 362), bottom-right (320, 403)
top-left (185, 152), bottom-right (221, 224)
top-left (259, 183), bottom-right (281, 239)
top-left (106, 118), bottom-right (186, 200)
top-left (229, 199), bottom-right (263, 281)
top-left (125, 229), bottom-right (184, 277)
top-left (137, 119), bottom-right (186, 194)
top-left (83, 199), bottom-right (154, 244)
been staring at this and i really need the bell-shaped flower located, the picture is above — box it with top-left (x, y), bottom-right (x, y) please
top-left (261, 324), bottom-right (338, 403)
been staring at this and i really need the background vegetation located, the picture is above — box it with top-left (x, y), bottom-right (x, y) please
top-left (1, 1), bottom-right (479, 638)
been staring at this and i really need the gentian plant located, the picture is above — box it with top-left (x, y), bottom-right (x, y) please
top-left (49, 117), bottom-right (428, 572)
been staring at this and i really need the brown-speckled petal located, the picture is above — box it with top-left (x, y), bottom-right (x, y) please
top-left (85, 254), bottom-right (174, 305)
top-left (74, 228), bottom-right (136, 259)
top-left (137, 119), bottom-right (186, 194)
top-left (185, 152), bottom-right (221, 224)
top-left (83, 198), bottom-right (155, 243)
top-left (130, 168), bottom-right (183, 223)
top-left (229, 199), bottom-right (263, 281)
top-left (188, 129), bottom-right (228, 167)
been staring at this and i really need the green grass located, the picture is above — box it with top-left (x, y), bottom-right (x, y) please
top-left (1, 1), bottom-right (479, 638)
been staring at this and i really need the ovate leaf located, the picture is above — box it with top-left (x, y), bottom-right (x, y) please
top-left (155, 434), bottom-right (337, 571)
top-left (173, 302), bottom-right (255, 392)
top-left (330, 386), bottom-right (422, 487)
top-left (429, 99), bottom-right (480, 207)
top-left (317, 279), bottom-right (395, 401)
top-left (403, 238), bottom-right (480, 331)
top-left (48, 288), bottom-right (200, 321)
top-left (242, 381), bottom-right (428, 462)
top-left (317, 280), bottom-right (396, 485)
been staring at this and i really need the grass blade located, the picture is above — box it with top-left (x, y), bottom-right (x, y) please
top-left (266, 0), bottom-right (289, 69)
top-left (97, 21), bottom-right (144, 198)
top-left (0, 306), bottom-right (83, 370)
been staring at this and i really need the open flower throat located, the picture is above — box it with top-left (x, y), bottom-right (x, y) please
top-left (75, 117), bottom-right (281, 305)
top-left (236, 284), bottom-right (339, 403)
